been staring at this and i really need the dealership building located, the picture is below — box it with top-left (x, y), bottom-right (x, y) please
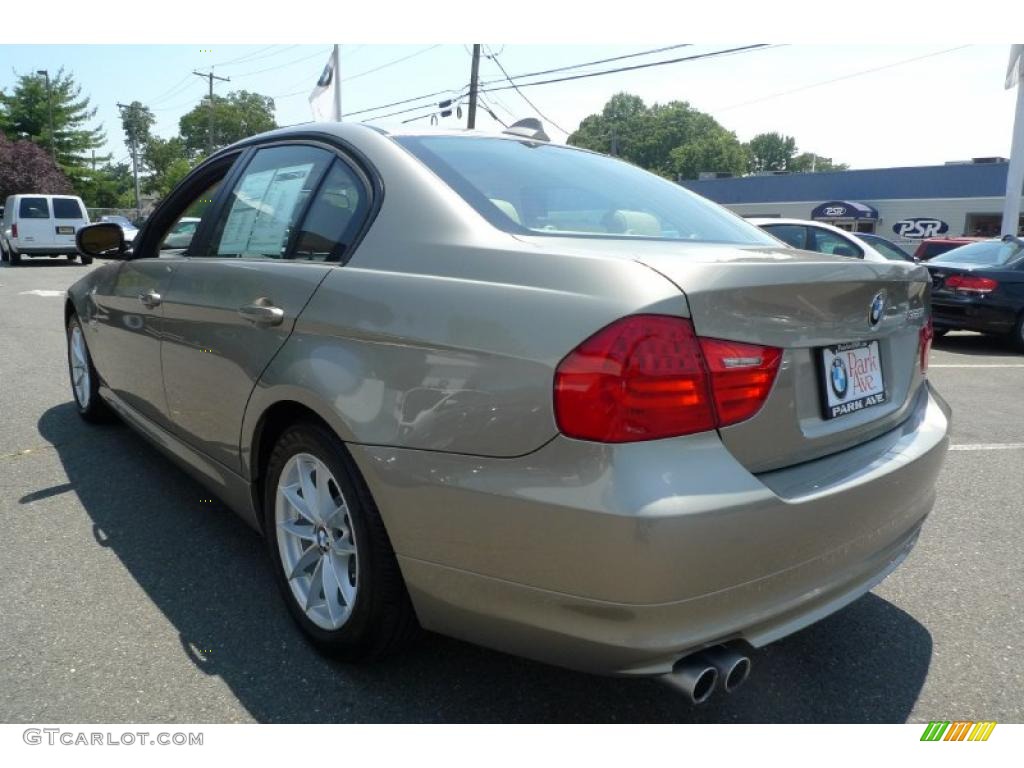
top-left (680, 157), bottom-right (1024, 249)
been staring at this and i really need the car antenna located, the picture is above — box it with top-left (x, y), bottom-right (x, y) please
top-left (502, 118), bottom-right (550, 143)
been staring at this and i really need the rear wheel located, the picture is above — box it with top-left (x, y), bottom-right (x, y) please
top-left (1013, 314), bottom-right (1024, 352)
top-left (933, 328), bottom-right (949, 338)
top-left (9, 249), bottom-right (20, 266)
top-left (263, 422), bottom-right (417, 661)
top-left (67, 315), bottom-right (111, 422)
top-left (80, 255), bottom-right (93, 265)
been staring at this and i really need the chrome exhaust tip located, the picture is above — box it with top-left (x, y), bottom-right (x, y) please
top-left (669, 655), bottom-right (719, 704)
top-left (703, 646), bottom-right (752, 693)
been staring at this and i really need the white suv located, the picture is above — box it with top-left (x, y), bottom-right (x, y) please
top-left (1, 194), bottom-right (92, 266)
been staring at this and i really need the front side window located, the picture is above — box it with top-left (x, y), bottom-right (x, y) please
top-left (208, 145), bottom-right (334, 260)
top-left (158, 181), bottom-right (222, 256)
top-left (397, 136), bottom-right (778, 246)
top-left (19, 197), bottom-right (49, 219)
top-left (810, 228), bottom-right (862, 258)
top-left (52, 198), bottom-right (84, 219)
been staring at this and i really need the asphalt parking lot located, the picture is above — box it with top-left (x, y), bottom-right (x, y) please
top-left (1, 258), bottom-right (1022, 724)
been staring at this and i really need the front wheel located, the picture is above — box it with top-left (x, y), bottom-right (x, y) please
top-left (263, 422), bottom-right (417, 661)
top-left (67, 315), bottom-right (111, 422)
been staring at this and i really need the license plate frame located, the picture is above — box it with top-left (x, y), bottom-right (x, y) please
top-left (817, 340), bottom-right (887, 420)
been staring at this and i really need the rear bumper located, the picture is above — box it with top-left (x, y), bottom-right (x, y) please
top-left (932, 297), bottom-right (1017, 333)
top-left (11, 245), bottom-right (78, 256)
top-left (351, 383), bottom-right (951, 675)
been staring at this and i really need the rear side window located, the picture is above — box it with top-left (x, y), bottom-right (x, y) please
top-left (292, 160), bottom-right (369, 261)
top-left (19, 197), bottom-right (49, 219)
top-left (52, 198), bottom-right (84, 219)
top-left (762, 224), bottom-right (807, 249)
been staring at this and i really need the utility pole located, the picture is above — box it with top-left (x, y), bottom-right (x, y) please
top-left (467, 44), bottom-right (481, 129)
top-left (36, 70), bottom-right (55, 160)
top-left (193, 70), bottom-right (230, 155)
top-left (117, 102), bottom-right (144, 224)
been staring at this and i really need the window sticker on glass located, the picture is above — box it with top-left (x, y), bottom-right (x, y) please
top-left (218, 163), bottom-right (315, 257)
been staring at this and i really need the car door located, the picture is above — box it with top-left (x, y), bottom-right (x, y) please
top-left (158, 142), bottom-right (373, 473)
top-left (85, 154), bottom-right (240, 428)
top-left (761, 223), bottom-right (809, 250)
top-left (14, 196), bottom-right (53, 249)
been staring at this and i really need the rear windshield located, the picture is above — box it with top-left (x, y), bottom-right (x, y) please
top-left (930, 240), bottom-right (1024, 266)
top-left (52, 198), bottom-right (84, 219)
top-left (396, 136), bottom-right (778, 246)
top-left (19, 197), bottom-right (50, 219)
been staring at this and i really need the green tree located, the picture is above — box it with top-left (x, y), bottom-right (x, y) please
top-left (0, 68), bottom-right (106, 183)
top-left (568, 93), bottom-right (748, 180)
top-left (78, 162), bottom-right (135, 208)
top-left (142, 136), bottom-right (193, 199)
top-left (178, 90), bottom-right (277, 155)
top-left (788, 152), bottom-right (849, 173)
top-left (746, 132), bottom-right (797, 172)
top-left (120, 101), bottom-right (155, 150)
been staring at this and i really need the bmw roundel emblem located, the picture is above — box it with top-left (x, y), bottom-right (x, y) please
top-left (869, 291), bottom-right (886, 326)
top-left (830, 358), bottom-right (849, 399)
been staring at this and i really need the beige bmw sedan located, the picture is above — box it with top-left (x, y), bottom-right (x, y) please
top-left (66, 121), bottom-right (950, 704)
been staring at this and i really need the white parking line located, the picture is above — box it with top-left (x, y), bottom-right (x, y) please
top-left (930, 364), bottom-right (1024, 368)
top-left (949, 443), bottom-right (1024, 451)
top-left (17, 290), bottom-right (64, 297)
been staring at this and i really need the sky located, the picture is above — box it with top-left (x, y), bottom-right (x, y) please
top-left (0, 43), bottom-right (1018, 171)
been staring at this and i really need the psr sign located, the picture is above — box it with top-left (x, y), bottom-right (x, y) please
top-left (893, 218), bottom-right (949, 239)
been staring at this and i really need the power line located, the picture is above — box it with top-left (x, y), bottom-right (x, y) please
top-left (712, 45), bottom-right (972, 112)
top-left (211, 44), bottom-right (296, 68)
top-left (341, 44), bottom-right (444, 83)
top-left (477, 43), bottom-right (693, 88)
top-left (147, 73), bottom-right (195, 105)
top-left (484, 46), bottom-right (569, 135)
top-left (348, 85), bottom-right (470, 118)
top-left (476, 44), bottom-right (777, 97)
top-left (231, 48), bottom-right (332, 79)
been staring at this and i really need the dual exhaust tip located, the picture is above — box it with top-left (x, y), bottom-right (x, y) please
top-left (670, 645), bottom-right (752, 704)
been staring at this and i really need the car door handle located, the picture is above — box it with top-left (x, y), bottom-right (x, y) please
top-left (237, 300), bottom-right (285, 327)
top-left (138, 290), bottom-right (161, 309)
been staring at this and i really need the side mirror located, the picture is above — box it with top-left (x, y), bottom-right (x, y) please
top-left (77, 222), bottom-right (128, 259)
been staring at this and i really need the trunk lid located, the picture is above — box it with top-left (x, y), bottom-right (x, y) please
top-left (518, 237), bottom-right (931, 472)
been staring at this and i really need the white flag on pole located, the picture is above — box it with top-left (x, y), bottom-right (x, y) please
top-left (309, 47), bottom-right (341, 121)
top-left (1006, 44), bottom-right (1024, 89)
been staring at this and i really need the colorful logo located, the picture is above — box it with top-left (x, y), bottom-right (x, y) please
top-left (830, 357), bottom-right (849, 399)
top-left (869, 291), bottom-right (886, 326)
top-left (920, 721), bottom-right (997, 742)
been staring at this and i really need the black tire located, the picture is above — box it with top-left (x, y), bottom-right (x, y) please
top-left (80, 255), bottom-right (93, 265)
top-left (9, 249), bottom-right (20, 266)
top-left (933, 328), bottom-right (949, 338)
top-left (66, 314), bottom-right (112, 422)
top-left (1013, 314), bottom-right (1024, 352)
top-left (262, 422), bottom-right (418, 661)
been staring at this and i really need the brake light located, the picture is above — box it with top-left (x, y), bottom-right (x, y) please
top-left (11, 223), bottom-right (17, 238)
top-left (553, 315), bottom-right (781, 443)
top-left (699, 337), bottom-right (783, 426)
top-left (945, 275), bottom-right (998, 294)
top-left (919, 317), bottom-right (934, 374)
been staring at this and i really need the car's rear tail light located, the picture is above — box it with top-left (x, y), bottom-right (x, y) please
top-left (945, 275), bottom-right (998, 294)
top-left (553, 315), bottom-right (780, 443)
top-left (11, 223), bottom-right (17, 238)
top-left (699, 337), bottom-right (783, 427)
top-left (919, 317), bottom-right (934, 374)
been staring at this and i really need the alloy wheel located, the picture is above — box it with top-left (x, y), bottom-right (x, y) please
top-left (69, 324), bottom-right (91, 408)
top-left (275, 453), bottom-right (359, 630)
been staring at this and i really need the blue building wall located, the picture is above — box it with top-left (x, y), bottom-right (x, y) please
top-left (680, 162), bottom-right (1009, 204)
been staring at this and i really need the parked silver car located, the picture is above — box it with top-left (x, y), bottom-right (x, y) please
top-left (66, 123), bottom-right (950, 702)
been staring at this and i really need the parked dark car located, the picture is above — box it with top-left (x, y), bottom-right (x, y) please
top-left (925, 236), bottom-right (1024, 346)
